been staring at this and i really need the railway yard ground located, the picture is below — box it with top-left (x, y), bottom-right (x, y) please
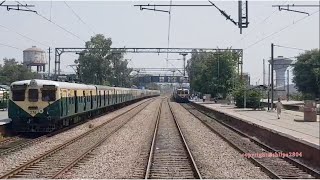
top-left (0, 96), bottom-right (319, 179)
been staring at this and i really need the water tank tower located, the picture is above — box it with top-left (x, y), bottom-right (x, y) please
top-left (23, 46), bottom-right (46, 73)
top-left (269, 56), bottom-right (293, 88)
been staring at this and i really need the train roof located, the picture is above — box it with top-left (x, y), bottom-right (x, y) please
top-left (11, 80), bottom-right (160, 92)
top-left (11, 79), bottom-right (96, 90)
top-left (95, 85), bottom-right (136, 91)
top-left (176, 88), bottom-right (189, 90)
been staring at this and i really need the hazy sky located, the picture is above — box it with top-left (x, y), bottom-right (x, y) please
top-left (0, 0), bottom-right (319, 84)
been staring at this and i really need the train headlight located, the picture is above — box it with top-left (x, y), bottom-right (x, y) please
top-left (39, 109), bottom-right (44, 113)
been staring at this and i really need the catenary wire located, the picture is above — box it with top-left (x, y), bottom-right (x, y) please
top-left (274, 45), bottom-right (307, 51)
top-left (0, 24), bottom-right (49, 47)
top-left (231, 0), bottom-right (288, 47)
top-left (244, 9), bottom-right (319, 50)
top-left (16, 1), bottom-right (86, 43)
top-left (0, 42), bottom-right (23, 50)
top-left (63, 1), bottom-right (96, 35)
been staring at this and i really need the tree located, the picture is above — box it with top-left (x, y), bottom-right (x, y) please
top-left (78, 34), bottom-right (132, 86)
top-left (292, 49), bottom-right (320, 99)
top-left (232, 85), bottom-right (262, 108)
top-left (186, 50), bottom-right (239, 98)
top-left (0, 58), bottom-right (37, 84)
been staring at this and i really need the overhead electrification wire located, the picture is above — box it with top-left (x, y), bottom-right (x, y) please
top-left (231, 0), bottom-right (288, 47)
top-left (63, 1), bottom-right (96, 35)
top-left (16, 1), bottom-right (86, 43)
top-left (274, 45), bottom-right (307, 51)
top-left (0, 42), bottom-right (22, 50)
top-left (0, 24), bottom-right (49, 47)
top-left (244, 9), bottom-right (319, 50)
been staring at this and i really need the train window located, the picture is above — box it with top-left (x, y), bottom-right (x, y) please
top-left (42, 89), bottom-right (56, 101)
top-left (184, 90), bottom-right (189, 94)
top-left (28, 89), bottom-right (39, 102)
top-left (12, 90), bottom-right (25, 101)
top-left (177, 90), bottom-right (183, 94)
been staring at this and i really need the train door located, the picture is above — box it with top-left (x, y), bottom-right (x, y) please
top-left (99, 91), bottom-right (101, 107)
top-left (60, 90), bottom-right (68, 117)
top-left (90, 91), bottom-right (93, 109)
top-left (104, 91), bottom-right (106, 106)
top-left (108, 90), bottom-right (110, 105)
top-left (83, 91), bottom-right (86, 111)
top-left (74, 90), bottom-right (78, 113)
top-left (114, 89), bottom-right (117, 104)
top-left (60, 93), bottom-right (64, 116)
top-left (96, 88), bottom-right (98, 108)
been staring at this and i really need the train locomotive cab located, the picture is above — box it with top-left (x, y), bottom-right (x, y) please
top-left (9, 79), bottom-right (59, 132)
top-left (173, 88), bottom-right (190, 103)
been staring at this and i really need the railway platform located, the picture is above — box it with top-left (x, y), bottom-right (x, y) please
top-left (192, 101), bottom-right (320, 168)
top-left (0, 110), bottom-right (11, 136)
top-left (261, 99), bottom-right (304, 111)
top-left (194, 102), bottom-right (319, 147)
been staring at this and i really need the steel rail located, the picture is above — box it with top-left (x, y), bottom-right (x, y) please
top-left (183, 103), bottom-right (319, 179)
top-left (191, 103), bottom-right (320, 178)
top-left (168, 100), bottom-right (202, 179)
top-left (0, 136), bottom-right (47, 156)
top-left (53, 98), bottom-right (154, 178)
top-left (182, 104), bottom-right (280, 178)
top-left (0, 98), bottom-right (154, 179)
top-left (144, 98), bottom-right (163, 179)
top-left (0, 99), bottom-right (142, 157)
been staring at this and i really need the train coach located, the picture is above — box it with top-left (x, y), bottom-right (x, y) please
top-left (173, 88), bottom-right (190, 103)
top-left (8, 79), bottom-right (160, 132)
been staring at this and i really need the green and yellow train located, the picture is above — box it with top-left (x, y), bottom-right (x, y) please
top-left (8, 79), bottom-right (160, 132)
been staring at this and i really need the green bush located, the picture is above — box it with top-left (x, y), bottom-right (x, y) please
top-left (289, 93), bottom-right (304, 101)
top-left (233, 87), bottom-right (262, 108)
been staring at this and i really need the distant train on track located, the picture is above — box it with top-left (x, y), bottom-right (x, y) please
top-left (173, 88), bottom-right (190, 103)
top-left (8, 79), bottom-right (160, 132)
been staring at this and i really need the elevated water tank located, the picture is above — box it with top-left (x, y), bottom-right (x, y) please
top-left (23, 46), bottom-right (46, 72)
top-left (269, 56), bottom-right (293, 88)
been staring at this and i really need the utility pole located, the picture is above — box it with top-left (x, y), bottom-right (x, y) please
top-left (287, 69), bottom-right (289, 101)
top-left (180, 53), bottom-right (188, 77)
top-left (271, 43), bottom-right (274, 110)
top-left (263, 59), bottom-right (265, 86)
top-left (268, 63), bottom-right (270, 110)
top-left (48, 47), bottom-right (51, 78)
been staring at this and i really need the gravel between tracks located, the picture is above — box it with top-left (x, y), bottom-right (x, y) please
top-left (60, 98), bottom-right (161, 179)
top-left (170, 102), bottom-right (270, 179)
top-left (0, 99), bottom-right (151, 176)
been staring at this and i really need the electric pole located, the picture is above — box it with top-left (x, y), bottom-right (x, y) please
top-left (263, 59), bottom-right (265, 86)
top-left (180, 53), bottom-right (188, 77)
top-left (271, 43), bottom-right (274, 110)
top-left (48, 47), bottom-right (51, 78)
top-left (268, 63), bottom-right (270, 110)
top-left (287, 69), bottom-right (289, 101)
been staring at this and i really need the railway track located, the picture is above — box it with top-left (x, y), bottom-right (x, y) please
top-left (181, 103), bottom-right (320, 179)
top-left (0, 98), bottom-right (154, 179)
top-left (0, 99), bottom-right (151, 157)
top-left (0, 136), bottom-right (25, 149)
top-left (0, 135), bottom-right (48, 156)
top-left (143, 98), bottom-right (201, 179)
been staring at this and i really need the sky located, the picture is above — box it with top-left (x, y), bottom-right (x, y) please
top-left (0, 0), bottom-right (319, 85)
